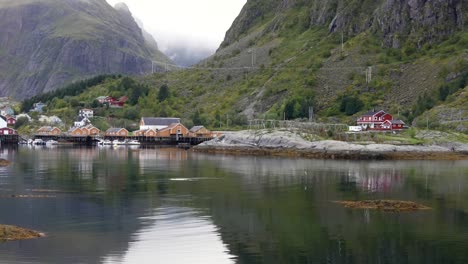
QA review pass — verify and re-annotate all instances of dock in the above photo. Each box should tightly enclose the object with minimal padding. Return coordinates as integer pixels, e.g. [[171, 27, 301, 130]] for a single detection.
[[0, 134, 19, 145], [32, 135, 214, 146]]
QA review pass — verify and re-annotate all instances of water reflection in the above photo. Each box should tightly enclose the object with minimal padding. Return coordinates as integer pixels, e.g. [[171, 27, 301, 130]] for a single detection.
[[0, 147, 466, 263], [103, 207, 234, 264]]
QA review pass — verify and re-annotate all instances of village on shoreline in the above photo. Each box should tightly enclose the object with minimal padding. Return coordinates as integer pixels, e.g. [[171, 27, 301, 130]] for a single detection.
[[0, 98, 465, 160]]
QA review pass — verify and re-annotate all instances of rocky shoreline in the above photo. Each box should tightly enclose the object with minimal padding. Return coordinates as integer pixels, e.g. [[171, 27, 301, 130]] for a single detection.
[[194, 130, 468, 160]]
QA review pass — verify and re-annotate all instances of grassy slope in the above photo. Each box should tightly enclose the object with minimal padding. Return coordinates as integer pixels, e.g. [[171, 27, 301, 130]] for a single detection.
[[27, 3, 468, 132]]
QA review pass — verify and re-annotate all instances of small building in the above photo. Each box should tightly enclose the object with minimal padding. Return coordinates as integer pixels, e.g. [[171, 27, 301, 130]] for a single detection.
[[37, 126, 62, 135], [106, 128, 129, 137], [140, 117, 181, 131], [382, 119, 406, 130], [5, 116, 16, 126], [74, 116, 91, 128], [189, 126, 211, 137], [31, 102, 47, 113], [133, 128, 158, 137], [0, 106, 14, 117], [69, 127, 85, 136], [157, 123, 189, 139], [82, 125, 100, 136], [109, 96, 128, 108], [79, 109, 94, 118], [96, 96, 111, 104], [0, 127, 17, 135]]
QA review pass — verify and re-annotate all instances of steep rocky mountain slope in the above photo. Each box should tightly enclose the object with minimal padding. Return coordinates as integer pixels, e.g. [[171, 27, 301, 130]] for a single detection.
[[26, 0, 468, 131], [0, 0, 171, 99]]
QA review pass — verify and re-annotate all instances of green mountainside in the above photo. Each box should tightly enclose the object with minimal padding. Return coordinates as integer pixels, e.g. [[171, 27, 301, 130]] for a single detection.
[[0, 0, 172, 99], [21, 0, 468, 133]]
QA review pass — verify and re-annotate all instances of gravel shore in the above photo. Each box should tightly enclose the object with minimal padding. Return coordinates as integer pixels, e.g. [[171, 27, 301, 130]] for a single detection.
[[194, 130, 468, 160]]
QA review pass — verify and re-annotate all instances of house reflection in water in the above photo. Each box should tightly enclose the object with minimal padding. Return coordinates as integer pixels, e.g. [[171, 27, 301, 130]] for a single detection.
[[347, 166, 403, 193]]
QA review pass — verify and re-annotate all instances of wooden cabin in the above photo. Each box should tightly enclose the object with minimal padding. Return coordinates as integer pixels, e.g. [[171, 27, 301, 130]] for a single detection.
[[37, 126, 62, 136], [69, 127, 85, 136], [189, 126, 211, 137], [82, 125, 100, 136], [157, 123, 189, 138], [134, 128, 158, 137], [106, 128, 129, 137]]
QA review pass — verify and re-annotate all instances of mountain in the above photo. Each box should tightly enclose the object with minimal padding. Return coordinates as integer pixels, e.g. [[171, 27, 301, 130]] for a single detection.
[[0, 0, 172, 99], [24, 0, 468, 131]]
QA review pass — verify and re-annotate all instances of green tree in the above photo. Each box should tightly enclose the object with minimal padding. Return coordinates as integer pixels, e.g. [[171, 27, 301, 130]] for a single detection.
[[91, 99, 101, 108], [124, 107, 140, 120], [14, 117, 29, 129], [158, 84, 170, 102], [339, 96, 364, 116]]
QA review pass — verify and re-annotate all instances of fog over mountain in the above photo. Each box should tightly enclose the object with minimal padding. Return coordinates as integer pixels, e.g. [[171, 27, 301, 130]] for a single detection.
[[106, 0, 247, 66]]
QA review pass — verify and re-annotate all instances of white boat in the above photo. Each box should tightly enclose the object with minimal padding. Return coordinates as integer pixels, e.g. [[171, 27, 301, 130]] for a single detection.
[[112, 139, 140, 146], [113, 140, 123, 146], [32, 139, 46, 145], [45, 140, 58, 146], [97, 139, 112, 146], [126, 140, 140, 145]]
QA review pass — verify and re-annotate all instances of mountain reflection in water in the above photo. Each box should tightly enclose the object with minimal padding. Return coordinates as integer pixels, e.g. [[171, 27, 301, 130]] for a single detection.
[[0, 147, 466, 264]]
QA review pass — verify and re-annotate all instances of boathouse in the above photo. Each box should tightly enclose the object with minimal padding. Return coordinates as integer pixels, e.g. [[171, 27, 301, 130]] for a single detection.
[[106, 128, 129, 137], [189, 126, 212, 137], [140, 117, 181, 131], [37, 126, 62, 136]]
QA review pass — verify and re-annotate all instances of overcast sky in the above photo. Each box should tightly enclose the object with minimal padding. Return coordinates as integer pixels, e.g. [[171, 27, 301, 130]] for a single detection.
[[105, 0, 246, 65]]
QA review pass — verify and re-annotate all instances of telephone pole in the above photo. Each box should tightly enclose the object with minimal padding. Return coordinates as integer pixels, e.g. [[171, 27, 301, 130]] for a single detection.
[[248, 48, 256, 68], [341, 32, 344, 55], [365, 66, 373, 84]]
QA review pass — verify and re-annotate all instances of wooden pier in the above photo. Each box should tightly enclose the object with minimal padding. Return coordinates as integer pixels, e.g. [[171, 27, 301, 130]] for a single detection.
[[0, 134, 19, 145], [33, 134, 214, 146]]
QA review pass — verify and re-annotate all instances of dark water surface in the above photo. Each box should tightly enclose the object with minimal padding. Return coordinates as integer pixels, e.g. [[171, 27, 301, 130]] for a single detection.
[[0, 146, 467, 264]]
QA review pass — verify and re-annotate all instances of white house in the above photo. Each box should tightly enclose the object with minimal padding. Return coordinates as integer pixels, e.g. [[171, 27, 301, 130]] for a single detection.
[[139, 117, 180, 131], [79, 109, 94, 118], [39, 115, 63, 125], [0, 116, 7, 128], [74, 116, 90, 128]]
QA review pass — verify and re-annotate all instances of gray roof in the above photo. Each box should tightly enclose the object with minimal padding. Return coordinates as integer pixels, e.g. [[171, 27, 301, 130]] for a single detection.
[[362, 110, 384, 116], [106, 128, 126, 133], [390, 119, 405, 125], [142, 117, 180, 126], [189, 126, 204, 133]]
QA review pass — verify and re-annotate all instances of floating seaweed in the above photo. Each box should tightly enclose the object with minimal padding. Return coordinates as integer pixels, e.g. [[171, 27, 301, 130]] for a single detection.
[[0, 225, 45, 242], [0, 159, 11, 167], [334, 200, 431, 212]]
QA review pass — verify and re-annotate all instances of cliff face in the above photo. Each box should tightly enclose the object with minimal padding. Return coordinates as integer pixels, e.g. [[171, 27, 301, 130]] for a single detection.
[[0, 0, 172, 99], [221, 0, 465, 48]]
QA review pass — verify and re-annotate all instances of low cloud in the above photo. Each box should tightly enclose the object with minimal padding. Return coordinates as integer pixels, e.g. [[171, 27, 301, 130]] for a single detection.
[[105, 0, 246, 66]]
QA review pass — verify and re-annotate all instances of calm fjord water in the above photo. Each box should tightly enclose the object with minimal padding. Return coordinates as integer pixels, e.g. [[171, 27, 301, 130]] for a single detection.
[[0, 147, 467, 264]]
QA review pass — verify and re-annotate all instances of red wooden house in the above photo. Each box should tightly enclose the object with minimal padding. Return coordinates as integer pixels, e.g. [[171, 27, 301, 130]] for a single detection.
[[0, 127, 17, 135], [357, 110, 406, 131], [5, 116, 16, 126], [109, 96, 128, 108]]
